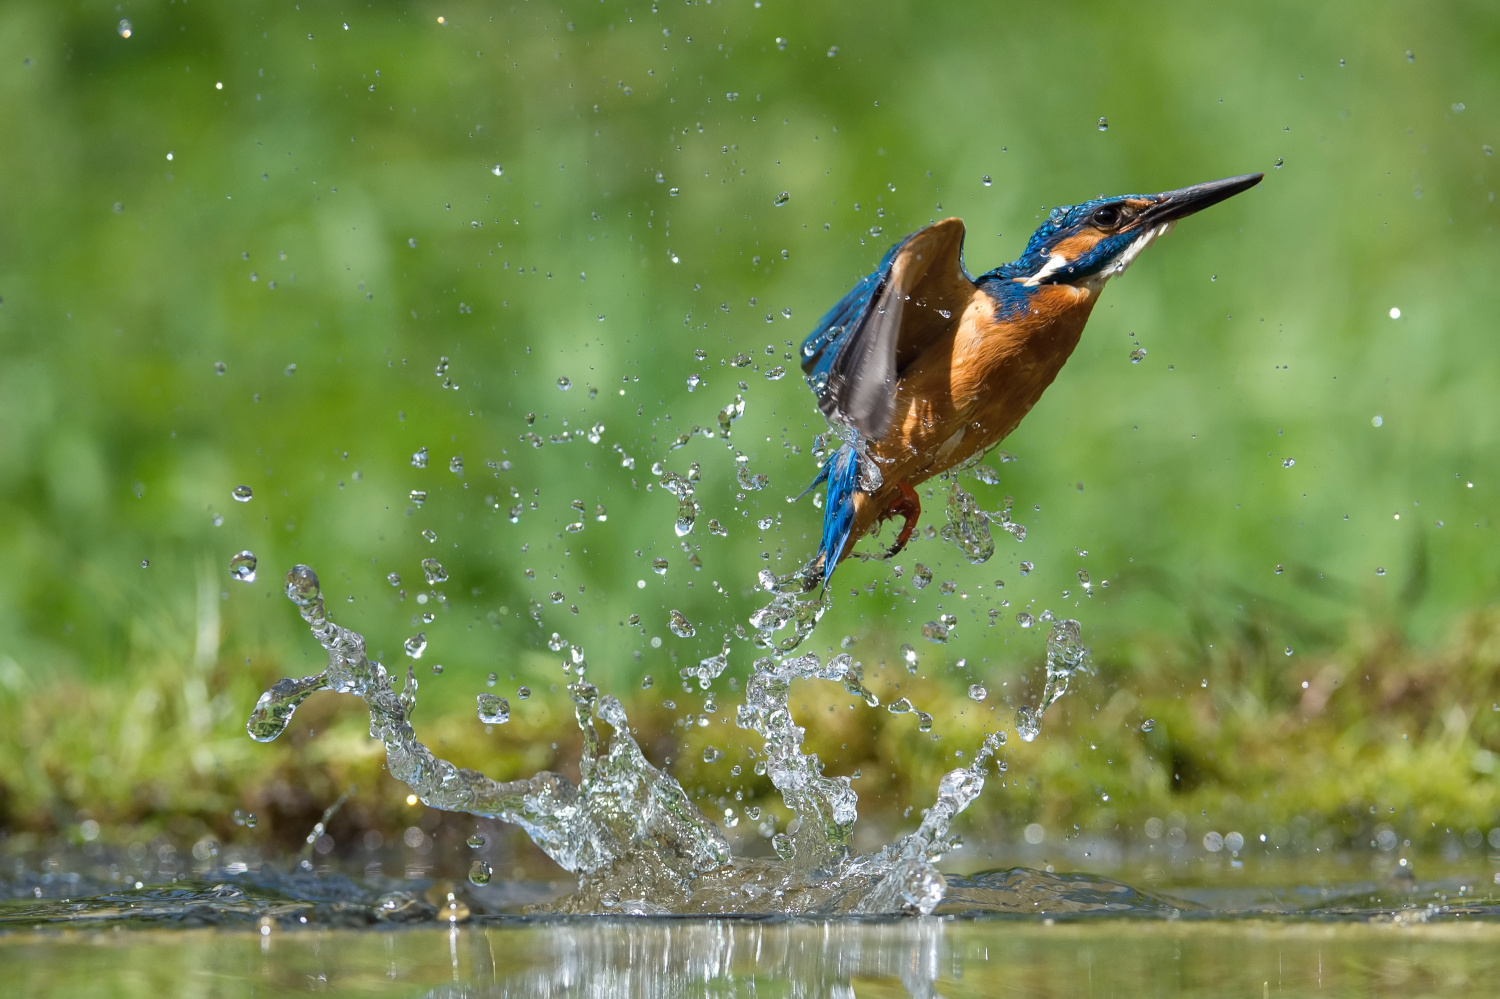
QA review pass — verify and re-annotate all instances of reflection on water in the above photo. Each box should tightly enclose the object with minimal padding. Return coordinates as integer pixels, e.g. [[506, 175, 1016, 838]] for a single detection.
[[6, 911, 1500, 998]]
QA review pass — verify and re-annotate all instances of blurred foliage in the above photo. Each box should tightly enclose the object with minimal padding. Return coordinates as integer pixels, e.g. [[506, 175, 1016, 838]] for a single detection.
[[0, 0, 1498, 860]]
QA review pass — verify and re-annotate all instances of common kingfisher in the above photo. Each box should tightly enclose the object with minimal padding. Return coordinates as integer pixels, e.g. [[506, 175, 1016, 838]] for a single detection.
[[799, 173, 1263, 587]]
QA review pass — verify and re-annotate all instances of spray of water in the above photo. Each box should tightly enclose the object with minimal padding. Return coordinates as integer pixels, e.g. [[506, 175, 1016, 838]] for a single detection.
[[248, 564, 1080, 914]]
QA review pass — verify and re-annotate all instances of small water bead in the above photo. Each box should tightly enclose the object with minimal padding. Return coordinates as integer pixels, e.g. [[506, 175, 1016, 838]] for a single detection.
[[1019, 561, 1034, 575], [411, 447, 428, 469], [773, 191, 790, 207], [421, 558, 448, 584], [668, 609, 696, 638], [1284, 646, 1294, 657], [915, 711, 933, 732], [1141, 718, 1155, 733], [477, 693, 511, 724], [548, 633, 568, 651], [449, 456, 463, 475], [651, 558, 669, 576], [1129, 348, 1147, 363], [702, 745, 723, 763], [229, 551, 257, 582], [1097, 116, 1109, 131], [232, 485, 253, 502], [888, 697, 914, 714], [912, 563, 933, 589], [1274, 157, 1284, 168], [1015, 705, 1040, 741], [641, 674, 654, 689], [486, 672, 498, 686], [557, 377, 572, 390], [213, 361, 226, 375], [968, 684, 988, 702], [1282, 458, 1295, 468], [404, 633, 427, 658], [409, 490, 427, 507], [431, 664, 444, 675], [421, 529, 437, 543], [468, 860, 492, 886], [1016, 612, 1035, 628], [118, 18, 133, 38], [921, 621, 949, 643], [900, 644, 918, 671], [1375, 566, 1386, 576], [517, 686, 531, 699], [981, 175, 992, 187], [765, 365, 786, 381]]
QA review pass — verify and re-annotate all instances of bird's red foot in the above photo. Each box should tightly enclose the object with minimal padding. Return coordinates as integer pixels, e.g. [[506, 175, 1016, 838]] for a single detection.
[[882, 480, 921, 558]]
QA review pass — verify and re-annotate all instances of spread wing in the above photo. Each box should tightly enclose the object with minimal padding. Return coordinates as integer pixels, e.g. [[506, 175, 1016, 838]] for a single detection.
[[799, 218, 975, 441]]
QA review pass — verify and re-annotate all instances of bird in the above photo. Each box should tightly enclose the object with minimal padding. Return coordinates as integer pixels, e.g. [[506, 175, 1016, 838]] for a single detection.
[[797, 173, 1262, 589]]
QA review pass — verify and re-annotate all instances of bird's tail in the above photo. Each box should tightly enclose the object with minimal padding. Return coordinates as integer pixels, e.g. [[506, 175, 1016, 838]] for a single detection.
[[812, 444, 862, 590]]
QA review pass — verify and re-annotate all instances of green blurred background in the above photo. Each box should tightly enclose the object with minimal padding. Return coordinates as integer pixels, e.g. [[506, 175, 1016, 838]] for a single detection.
[[1, 0, 1498, 871]]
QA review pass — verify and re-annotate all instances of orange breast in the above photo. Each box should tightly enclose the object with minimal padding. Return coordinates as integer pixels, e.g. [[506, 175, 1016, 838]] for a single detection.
[[840, 283, 1098, 555]]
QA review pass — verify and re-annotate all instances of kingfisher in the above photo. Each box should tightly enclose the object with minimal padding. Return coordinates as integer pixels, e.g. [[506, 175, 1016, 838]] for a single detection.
[[799, 173, 1262, 588]]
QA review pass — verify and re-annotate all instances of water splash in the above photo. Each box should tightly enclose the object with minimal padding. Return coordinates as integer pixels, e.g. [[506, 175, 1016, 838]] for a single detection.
[[1012, 619, 1091, 743], [246, 564, 1053, 915]]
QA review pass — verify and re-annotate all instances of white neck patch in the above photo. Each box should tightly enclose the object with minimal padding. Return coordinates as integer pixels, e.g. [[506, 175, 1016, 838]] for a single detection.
[[1081, 221, 1176, 291]]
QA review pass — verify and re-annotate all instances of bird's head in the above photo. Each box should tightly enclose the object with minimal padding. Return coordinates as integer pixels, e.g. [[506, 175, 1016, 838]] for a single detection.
[[1001, 173, 1262, 290]]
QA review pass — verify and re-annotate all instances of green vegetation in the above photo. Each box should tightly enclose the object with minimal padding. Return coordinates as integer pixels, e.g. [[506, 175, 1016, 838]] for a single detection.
[[1, 1, 1497, 863]]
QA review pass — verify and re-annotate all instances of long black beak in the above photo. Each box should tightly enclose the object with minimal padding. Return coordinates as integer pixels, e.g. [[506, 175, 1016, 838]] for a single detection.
[[1143, 173, 1262, 225]]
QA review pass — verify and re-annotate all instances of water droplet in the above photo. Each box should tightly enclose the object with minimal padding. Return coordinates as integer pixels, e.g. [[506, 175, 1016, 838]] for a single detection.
[[981, 175, 992, 187], [968, 684, 988, 702], [557, 377, 572, 390], [421, 529, 437, 543], [1452, 102, 1466, 114], [772, 832, 797, 860], [231, 485, 253, 503], [651, 558, 669, 576], [1129, 347, 1147, 363], [765, 365, 786, 381], [912, 563, 933, 589], [409, 489, 427, 507], [421, 558, 447, 584], [921, 621, 949, 643], [517, 686, 531, 699], [1283, 458, 1295, 468], [825, 45, 838, 58], [1097, 116, 1109, 131], [775, 36, 787, 50], [466, 834, 486, 849], [1274, 157, 1284, 168], [900, 644, 918, 671], [669, 609, 696, 638], [1274, 564, 1284, 575], [1017, 612, 1034, 629], [1015, 705, 1040, 741], [449, 456, 464, 475], [702, 745, 723, 763], [1019, 561, 1034, 576], [477, 693, 511, 724], [213, 361, 226, 375], [404, 632, 427, 659], [434, 356, 450, 376], [229, 551, 257, 582], [1284, 646, 1294, 657], [411, 447, 429, 468], [1140, 718, 1155, 733], [1372, 415, 1383, 427], [888, 697, 914, 714], [1406, 49, 1415, 62], [685, 374, 701, 392], [1375, 566, 1386, 576], [118, 18, 133, 38], [468, 860, 492, 886], [641, 674, 654, 689], [1389, 307, 1401, 319], [773, 191, 790, 207]]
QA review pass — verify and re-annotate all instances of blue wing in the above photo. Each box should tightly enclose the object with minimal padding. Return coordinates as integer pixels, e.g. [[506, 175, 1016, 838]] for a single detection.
[[798, 219, 974, 441]]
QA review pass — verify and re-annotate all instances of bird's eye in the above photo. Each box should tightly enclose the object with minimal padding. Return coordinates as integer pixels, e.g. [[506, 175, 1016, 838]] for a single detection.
[[1091, 206, 1121, 228]]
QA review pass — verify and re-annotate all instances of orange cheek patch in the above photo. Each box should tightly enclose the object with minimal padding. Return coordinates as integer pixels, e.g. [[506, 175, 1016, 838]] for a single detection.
[[1050, 231, 1104, 261]]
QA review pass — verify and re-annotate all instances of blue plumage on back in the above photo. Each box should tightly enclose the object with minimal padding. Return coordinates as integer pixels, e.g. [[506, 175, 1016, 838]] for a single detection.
[[815, 444, 861, 590]]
